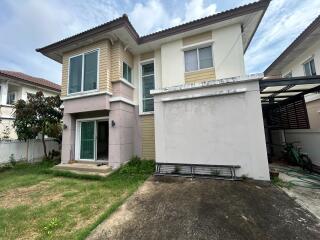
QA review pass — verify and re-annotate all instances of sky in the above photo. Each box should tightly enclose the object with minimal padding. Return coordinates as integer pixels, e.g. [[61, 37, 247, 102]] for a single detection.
[[0, 0, 319, 85]]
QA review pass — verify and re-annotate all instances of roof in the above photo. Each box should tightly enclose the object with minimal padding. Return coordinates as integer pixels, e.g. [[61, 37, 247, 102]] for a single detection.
[[0, 70, 61, 92], [37, 0, 270, 55], [265, 14, 320, 76], [260, 75, 320, 104]]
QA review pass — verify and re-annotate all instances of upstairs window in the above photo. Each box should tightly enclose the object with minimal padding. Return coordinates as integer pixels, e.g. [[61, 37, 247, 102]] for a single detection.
[[7, 92, 16, 105], [141, 62, 154, 113], [69, 50, 98, 94], [303, 58, 316, 76], [184, 46, 213, 72], [123, 62, 132, 83]]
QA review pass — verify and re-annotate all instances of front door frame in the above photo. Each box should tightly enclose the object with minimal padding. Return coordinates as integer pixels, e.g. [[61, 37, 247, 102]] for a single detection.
[[75, 117, 109, 161]]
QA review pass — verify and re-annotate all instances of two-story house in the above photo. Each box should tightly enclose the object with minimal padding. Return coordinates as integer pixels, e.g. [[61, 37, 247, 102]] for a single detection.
[[37, 0, 271, 180], [0, 70, 61, 139], [265, 15, 320, 129]]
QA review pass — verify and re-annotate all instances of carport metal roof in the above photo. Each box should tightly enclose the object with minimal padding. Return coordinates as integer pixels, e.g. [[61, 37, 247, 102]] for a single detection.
[[259, 75, 320, 129], [260, 75, 320, 104]]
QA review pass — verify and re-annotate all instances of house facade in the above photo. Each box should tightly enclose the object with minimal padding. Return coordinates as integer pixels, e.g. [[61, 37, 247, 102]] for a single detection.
[[37, 0, 271, 180], [264, 15, 320, 129], [0, 70, 61, 139]]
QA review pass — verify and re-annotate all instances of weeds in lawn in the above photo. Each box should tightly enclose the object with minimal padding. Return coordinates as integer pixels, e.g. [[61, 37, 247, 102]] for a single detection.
[[119, 156, 155, 175], [271, 177, 293, 189], [0, 156, 155, 240], [42, 217, 60, 236]]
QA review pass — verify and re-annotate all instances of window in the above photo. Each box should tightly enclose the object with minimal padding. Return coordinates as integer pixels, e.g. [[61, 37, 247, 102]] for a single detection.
[[68, 50, 98, 94], [7, 92, 16, 105], [303, 58, 316, 76], [184, 46, 213, 72], [123, 62, 132, 83], [141, 62, 155, 112]]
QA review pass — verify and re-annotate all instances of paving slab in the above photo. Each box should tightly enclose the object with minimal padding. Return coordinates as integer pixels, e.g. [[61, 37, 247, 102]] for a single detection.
[[87, 176, 320, 240]]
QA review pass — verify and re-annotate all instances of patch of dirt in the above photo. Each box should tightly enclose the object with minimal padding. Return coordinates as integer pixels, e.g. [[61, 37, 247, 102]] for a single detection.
[[0, 180, 63, 209]]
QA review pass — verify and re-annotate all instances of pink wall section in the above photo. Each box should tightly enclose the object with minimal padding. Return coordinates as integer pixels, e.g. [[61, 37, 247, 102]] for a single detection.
[[63, 94, 111, 114], [112, 81, 134, 100], [60, 81, 142, 168]]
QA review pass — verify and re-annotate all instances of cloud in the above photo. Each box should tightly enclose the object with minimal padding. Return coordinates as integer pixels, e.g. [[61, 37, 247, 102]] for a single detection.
[[129, 0, 168, 35], [2, 0, 318, 84], [129, 0, 217, 35], [0, 0, 121, 84], [245, 0, 320, 74]]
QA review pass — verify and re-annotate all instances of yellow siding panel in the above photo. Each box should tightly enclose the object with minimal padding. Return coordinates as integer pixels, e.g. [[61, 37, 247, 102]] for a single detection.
[[111, 41, 121, 82], [61, 40, 111, 97], [185, 68, 216, 84], [140, 115, 155, 160], [183, 31, 212, 46], [140, 51, 154, 61]]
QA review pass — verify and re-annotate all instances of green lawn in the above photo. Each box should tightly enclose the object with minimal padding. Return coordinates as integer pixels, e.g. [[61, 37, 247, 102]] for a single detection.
[[0, 159, 154, 240]]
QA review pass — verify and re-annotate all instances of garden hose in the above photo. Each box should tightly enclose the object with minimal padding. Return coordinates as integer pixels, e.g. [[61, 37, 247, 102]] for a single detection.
[[271, 165, 320, 189]]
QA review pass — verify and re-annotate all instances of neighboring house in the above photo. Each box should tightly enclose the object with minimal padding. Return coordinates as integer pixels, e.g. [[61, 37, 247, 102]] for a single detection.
[[264, 15, 320, 129], [0, 70, 61, 139], [37, 0, 271, 180]]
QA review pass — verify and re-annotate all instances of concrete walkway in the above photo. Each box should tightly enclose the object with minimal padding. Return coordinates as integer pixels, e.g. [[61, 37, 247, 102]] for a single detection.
[[87, 176, 320, 240], [271, 164, 320, 219]]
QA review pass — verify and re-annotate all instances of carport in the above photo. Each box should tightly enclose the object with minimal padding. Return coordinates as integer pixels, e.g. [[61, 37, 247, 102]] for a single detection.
[[259, 75, 320, 160]]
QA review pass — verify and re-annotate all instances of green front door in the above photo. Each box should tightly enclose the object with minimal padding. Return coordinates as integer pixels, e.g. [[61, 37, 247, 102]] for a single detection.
[[80, 121, 95, 160]]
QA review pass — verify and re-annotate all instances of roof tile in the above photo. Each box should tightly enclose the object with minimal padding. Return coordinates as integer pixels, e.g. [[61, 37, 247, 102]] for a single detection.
[[0, 70, 61, 92]]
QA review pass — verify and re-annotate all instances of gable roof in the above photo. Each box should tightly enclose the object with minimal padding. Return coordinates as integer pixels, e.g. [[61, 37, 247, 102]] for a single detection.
[[265, 14, 320, 76], [37, 0, 270, 61], [0, 70, 61, 92]]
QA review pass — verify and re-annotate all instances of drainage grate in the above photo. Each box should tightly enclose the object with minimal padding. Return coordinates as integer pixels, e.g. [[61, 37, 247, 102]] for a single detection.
[[155, 163, 240, 180]]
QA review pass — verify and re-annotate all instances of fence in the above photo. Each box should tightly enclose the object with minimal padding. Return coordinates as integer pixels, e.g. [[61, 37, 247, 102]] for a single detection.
[[271, 129, 320, 167], [0, 138, 60, 164]]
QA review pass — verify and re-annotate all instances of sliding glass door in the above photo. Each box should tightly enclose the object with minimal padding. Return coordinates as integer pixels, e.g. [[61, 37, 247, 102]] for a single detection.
[[80, 121, 95, 160], [78, 120, 108, 161]]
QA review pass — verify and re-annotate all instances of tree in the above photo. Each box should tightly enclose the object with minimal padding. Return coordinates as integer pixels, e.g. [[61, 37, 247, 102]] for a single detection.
[[14, 91, 62, 158]]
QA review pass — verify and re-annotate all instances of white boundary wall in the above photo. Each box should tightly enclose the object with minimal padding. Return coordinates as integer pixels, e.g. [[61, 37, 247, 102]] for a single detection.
[[0, 139, 60, 164], [271, 129, 320, 167], [152, 77, 270, 180]]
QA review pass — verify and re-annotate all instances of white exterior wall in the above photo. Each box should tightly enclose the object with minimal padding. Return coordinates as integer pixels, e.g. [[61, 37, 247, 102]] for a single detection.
[[0, 81, 59, 140], [212, 24, 245, 79], [0, 139, 60, 164], [271, 129, 320, 167], [161, 40, 185, 87], [20, 85, 57, 100], [281, 39, 320, 77], [160, 24, 246, 88], [153, 79, 270, 180]]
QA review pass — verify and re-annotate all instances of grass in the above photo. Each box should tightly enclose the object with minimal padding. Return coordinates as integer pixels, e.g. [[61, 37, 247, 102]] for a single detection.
[[271, 176, 293, 189], [0, 158, 155, 240]]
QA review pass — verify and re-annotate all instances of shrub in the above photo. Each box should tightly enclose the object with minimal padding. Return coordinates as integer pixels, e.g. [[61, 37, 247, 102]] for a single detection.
[[119, 156, 155, 175]]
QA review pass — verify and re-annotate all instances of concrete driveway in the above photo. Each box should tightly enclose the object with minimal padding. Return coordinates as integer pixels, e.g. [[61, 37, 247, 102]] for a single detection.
[[88, 176, 320, 240]]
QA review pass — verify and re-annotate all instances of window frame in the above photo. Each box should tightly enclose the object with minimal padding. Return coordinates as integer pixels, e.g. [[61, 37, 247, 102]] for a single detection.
[[7, 91, 16, 105], [122, 61, 132, 83], [303, 58, 316, 77], [139, 58, 155, 115], [67, 49, 100, 95], [184, 44, 214, 73]]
